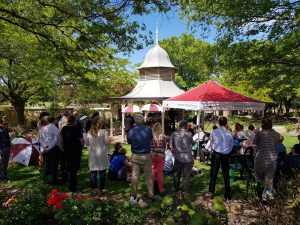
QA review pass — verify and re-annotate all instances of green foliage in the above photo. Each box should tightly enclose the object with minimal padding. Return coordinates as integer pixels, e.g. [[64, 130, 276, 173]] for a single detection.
[[178, 0, 299, 41], [0, 188, 49, 225], [47, 102, 63, 116], [160, 34, 216, 89]]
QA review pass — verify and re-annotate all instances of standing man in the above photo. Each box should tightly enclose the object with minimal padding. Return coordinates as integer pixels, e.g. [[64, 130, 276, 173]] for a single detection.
[[209, 116, 234, 200], [0, 118, 10, 183], [127, 114, 153, 205], [170, 120, 193, 193], [40, 116, 60, 185], [60, 115, 84, 192]]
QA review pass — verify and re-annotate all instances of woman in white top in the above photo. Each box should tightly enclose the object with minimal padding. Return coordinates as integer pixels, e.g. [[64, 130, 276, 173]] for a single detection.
[[86, 116, 111, 194], [192, 126, 206, 142]]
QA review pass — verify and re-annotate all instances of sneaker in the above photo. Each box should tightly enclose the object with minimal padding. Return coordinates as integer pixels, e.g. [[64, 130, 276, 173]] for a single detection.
[[129, 196, 137, 205], [266, 191, 274, 200], [262, 191, 267, 202], [138, 199, 148, 208]]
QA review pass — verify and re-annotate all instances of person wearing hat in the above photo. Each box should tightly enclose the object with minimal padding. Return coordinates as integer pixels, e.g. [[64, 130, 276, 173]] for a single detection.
[[127, 114, 153, 205]]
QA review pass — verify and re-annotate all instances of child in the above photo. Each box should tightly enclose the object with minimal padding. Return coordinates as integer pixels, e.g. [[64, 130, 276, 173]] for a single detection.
[[277, 135, 287, 163], [108, 148, 132, 181], [109, 142, 122, 162]]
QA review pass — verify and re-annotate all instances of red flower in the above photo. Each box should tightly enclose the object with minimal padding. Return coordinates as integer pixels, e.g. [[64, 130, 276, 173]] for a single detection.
[[61, 193, 69, 199], [50, 189, 58, 196], [75, 195, 84, 201], [47, 197, 56, 206], [55, 201, 62, 209]]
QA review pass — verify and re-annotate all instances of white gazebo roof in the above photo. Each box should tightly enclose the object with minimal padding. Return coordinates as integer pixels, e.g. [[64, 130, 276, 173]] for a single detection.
[[120, 80, 184, 100], [138, 44, 175, 69]]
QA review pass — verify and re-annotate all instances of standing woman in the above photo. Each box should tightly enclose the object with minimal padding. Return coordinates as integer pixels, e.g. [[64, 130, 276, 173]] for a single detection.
[[253, 118, 280, 202], [86, 116, 111, 195], [151, 122, 168, 195]]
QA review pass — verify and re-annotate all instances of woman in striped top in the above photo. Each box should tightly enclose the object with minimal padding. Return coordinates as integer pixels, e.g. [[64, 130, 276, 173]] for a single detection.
[[253, 118, 280, 202]]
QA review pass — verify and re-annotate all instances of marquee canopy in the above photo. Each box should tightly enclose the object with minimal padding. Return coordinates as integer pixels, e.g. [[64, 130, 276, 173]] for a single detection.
[[163, 80, 265, 111]]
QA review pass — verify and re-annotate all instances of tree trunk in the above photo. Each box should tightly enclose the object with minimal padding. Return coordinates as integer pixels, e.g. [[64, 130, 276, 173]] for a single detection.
[[11, 97, 26, 125]]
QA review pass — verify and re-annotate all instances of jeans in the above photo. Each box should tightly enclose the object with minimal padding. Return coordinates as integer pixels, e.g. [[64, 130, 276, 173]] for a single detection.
[[209, 151, 231, 199], [152, 155, 165, 193], [90, 170, 106, 190], [131, 153, 153, 198], [173, 159, 193, 193], [0, 147, 10, 181]]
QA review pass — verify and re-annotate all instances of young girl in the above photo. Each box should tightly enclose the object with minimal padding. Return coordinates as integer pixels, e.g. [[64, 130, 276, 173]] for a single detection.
[[86, 116, 111, 195]]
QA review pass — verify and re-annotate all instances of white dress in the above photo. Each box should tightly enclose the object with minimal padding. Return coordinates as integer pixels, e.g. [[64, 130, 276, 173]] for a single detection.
[[87, 129, 110, 171]]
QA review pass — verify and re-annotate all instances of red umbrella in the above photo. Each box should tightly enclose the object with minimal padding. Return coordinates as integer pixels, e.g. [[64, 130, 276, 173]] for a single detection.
[[141, 103, 163, 112], [10, 137, 40, 166], [122, 105, 141, 113]]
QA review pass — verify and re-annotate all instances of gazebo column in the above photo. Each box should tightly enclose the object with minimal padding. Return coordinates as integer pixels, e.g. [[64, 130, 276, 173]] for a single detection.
[[110, 103, 113, 137], [121, 102, 126, 142]]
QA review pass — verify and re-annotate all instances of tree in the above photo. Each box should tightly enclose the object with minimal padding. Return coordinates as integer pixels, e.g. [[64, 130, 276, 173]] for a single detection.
[[177, 0, 300, 114], [160, 34, 217, 89], [0, 24, 61, 124], [0, 0, 171, 66], [178, 0, 299, 41], [0, 1, 172, 124]]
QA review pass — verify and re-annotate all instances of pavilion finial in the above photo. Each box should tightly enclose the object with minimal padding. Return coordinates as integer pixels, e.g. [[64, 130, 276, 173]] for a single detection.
[[156, 23, 158, 45]]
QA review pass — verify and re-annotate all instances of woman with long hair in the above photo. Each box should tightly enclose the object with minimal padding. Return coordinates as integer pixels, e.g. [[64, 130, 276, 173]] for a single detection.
[[86, 116, 111, 195], [151, 122, 168, 195]]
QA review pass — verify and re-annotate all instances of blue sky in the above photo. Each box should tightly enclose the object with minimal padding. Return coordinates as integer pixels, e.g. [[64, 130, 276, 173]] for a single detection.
[[124, 9, 217, 68]]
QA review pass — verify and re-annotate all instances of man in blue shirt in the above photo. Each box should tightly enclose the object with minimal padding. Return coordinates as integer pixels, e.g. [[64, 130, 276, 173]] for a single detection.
[[127, 114, 153, 204], [209, 116, 234, 200]]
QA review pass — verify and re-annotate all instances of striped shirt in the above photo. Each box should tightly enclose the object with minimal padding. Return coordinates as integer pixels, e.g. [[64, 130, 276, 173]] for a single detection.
[[254, 129, 279, 164], [151, 134, 168, 154]]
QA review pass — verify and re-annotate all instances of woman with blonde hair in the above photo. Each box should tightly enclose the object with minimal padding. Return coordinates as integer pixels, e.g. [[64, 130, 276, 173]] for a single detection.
[[151, 122, 168, 195], [86, 116, 111, 195]]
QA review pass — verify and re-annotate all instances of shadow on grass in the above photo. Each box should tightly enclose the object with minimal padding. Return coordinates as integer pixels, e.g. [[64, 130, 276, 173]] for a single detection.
[[5, 146, 253, 201]]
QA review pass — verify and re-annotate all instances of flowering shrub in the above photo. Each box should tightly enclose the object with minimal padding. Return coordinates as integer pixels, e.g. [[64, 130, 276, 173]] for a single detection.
[[47, 188, 69, 209]]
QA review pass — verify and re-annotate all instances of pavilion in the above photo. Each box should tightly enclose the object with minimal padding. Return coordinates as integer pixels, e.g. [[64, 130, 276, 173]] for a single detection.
[[118, 28, 184, 141]]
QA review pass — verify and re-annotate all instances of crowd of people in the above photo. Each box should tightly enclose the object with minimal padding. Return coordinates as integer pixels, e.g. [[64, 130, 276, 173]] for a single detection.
[[1, 110, 300, 206]]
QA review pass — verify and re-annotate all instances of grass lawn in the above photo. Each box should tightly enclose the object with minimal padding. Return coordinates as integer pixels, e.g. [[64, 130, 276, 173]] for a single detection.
[[6, 126, 299, 196], [2, 126, 299, 224]]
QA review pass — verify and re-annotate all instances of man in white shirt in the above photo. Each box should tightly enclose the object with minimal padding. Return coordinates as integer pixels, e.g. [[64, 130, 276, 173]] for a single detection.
[[40, 116, 60, 185], [209, 116, 234, 200]]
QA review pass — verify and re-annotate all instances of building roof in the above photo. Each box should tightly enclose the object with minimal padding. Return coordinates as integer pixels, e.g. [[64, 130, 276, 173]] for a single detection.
[[138, 44, 175, 69], [163, 80, 265, 111], [119, 80, 185, 100]]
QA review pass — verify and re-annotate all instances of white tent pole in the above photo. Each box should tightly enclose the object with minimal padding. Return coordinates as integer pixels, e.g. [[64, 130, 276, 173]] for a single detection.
[[162, 110, 165, 134], [201, 111, 205, 131], [196, 110, 201, 126]]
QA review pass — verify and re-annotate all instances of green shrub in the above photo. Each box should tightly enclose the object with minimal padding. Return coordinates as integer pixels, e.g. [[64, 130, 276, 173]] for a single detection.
[[0, 189, 48, 225]]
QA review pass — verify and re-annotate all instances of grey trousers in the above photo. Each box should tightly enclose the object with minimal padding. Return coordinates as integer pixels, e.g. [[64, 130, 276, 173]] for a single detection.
[[255, 160, 277, 193], [173, 159, 193, 193]]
